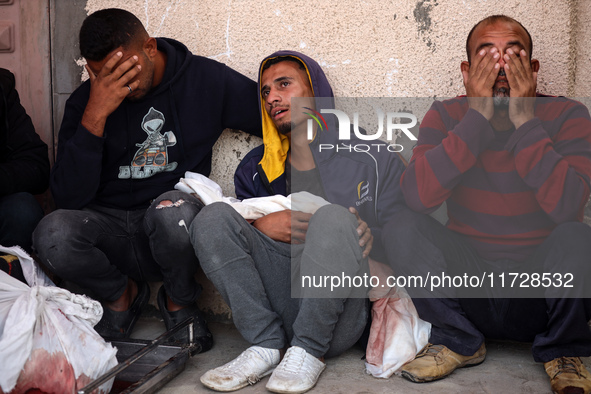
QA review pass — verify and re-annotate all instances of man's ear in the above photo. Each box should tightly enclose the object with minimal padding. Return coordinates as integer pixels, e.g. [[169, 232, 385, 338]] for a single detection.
[[461, 60, 470, 74], [143, 37, 158, 59], [531, 58, 540, 72]]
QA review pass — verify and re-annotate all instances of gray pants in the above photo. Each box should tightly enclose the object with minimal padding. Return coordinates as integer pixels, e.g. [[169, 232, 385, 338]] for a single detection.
[[191, 202, 369, 358]]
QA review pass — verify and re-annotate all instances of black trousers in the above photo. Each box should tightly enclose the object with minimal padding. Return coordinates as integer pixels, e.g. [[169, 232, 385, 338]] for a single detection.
[[33, 190, 204, 306], [383, 209, 591, 363]]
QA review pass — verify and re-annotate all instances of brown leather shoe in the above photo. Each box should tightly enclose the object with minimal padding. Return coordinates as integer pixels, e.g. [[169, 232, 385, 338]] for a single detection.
[[400, 343, 486, 383], [545, 357, 591, 394]]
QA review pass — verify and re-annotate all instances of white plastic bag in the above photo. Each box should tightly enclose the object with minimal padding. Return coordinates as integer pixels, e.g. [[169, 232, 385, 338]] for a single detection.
[[364, 287, 431, 378], [0, 245, 118, 394], [364, 259, 431, 378]]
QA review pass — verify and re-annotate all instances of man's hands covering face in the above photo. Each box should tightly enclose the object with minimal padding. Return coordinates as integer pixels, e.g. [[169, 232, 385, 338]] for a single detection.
[[504, 48, 538, 129], [462, 47, 500, 120], [462, 47, 538, 129]]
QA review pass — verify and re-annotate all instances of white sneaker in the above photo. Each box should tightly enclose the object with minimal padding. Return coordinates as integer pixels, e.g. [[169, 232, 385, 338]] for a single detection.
[[266, 346, 326, 394], [200, 346, 280, 391]]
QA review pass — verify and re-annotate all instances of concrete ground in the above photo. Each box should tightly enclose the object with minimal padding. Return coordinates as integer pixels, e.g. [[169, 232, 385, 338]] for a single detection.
[[128, 312, 591, 394]]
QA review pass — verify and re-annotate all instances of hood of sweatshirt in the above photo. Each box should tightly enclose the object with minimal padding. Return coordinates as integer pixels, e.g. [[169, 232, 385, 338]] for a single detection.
[[257, 50, 335, 186]]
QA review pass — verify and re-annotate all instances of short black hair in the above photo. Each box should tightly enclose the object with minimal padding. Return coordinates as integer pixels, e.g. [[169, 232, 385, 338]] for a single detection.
[[466, 15, 533, 62], [262, 56, 306, 73], [79, 8, 147, 61]]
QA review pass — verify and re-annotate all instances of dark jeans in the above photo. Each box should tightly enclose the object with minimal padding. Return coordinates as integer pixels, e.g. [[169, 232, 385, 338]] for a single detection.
[[383, 208, 591, 363], [191, 202, 369, 359], [0, 192, 44, 252], [32, 190, 204, 305]]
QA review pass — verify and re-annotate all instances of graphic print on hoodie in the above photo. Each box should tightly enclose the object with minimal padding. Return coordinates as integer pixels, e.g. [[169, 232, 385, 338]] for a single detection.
[[118, 107, 178, 179]]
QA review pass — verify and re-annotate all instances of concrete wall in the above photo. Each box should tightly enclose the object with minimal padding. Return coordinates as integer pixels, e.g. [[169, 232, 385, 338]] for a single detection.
[[574, 0, 591, 97]]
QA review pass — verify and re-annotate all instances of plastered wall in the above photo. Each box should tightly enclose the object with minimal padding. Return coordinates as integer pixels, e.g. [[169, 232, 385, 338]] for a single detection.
[[82, 0, 590, 197], [574, 1, 591, 97]]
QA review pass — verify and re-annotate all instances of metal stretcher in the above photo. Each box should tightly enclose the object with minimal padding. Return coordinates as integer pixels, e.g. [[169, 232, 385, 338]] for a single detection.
[[78, 317, 198, 394]]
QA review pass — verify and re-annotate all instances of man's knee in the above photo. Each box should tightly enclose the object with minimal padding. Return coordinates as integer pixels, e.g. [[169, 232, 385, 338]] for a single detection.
[[190, 202, 242, 247], [153, 190, 192, 209], [384, 207, 425, 235], [308, 204, 356, 235], [190, 202, 246, 272], [381, 209, 424, 249], [381, 209, 438, 273], [0, 192, 43, 223], [146, 190, 204, 229], [303, 205, 365, 277], [549, 222, 591, 251], [33, 210, 80, 273], [34, 210, 74, 245], [544, 222, 591, 276]]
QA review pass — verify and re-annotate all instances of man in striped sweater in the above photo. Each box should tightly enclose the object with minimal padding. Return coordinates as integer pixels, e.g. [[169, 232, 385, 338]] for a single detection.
[[385, 15, 591, 394]]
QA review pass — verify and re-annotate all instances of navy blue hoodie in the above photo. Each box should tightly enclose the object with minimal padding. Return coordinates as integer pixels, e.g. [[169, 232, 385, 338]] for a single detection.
[[234, 50, 406, 262], [52, 38, 261, 210]]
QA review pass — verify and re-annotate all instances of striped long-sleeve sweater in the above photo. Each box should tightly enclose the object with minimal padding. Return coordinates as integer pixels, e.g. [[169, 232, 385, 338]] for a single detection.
[[401, 95, 591, 262]]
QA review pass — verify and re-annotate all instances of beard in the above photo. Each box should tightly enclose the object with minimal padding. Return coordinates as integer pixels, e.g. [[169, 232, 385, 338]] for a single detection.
[[128, 55, 154, 102], [493, 88, 509, 107], [493, 68, 509, 107], [276, 120, 294, 135]]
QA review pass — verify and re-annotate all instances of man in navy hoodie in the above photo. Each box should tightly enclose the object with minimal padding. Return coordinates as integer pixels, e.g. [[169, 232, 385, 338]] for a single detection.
[[32, 8, 261, 350], [191, 51, 406, 393]]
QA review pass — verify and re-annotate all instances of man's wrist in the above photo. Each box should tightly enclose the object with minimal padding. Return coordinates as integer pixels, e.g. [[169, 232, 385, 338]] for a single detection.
[[81, 110, 107, 137], [467, 97, 494, 120]]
